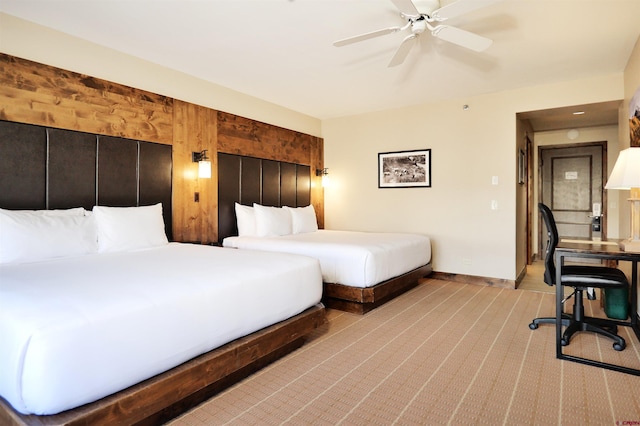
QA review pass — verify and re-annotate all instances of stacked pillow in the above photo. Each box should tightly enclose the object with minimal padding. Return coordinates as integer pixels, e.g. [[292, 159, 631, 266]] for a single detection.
[[0, 203, 168, 264], [0, 207, 97, 264], [235, 203, 318, 237], [93, 204, 168, 253]]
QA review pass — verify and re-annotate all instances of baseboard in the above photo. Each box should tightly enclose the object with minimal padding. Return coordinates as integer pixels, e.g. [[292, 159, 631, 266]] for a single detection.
[[431, 271, 516, 289], [515, 266, 527, 286]]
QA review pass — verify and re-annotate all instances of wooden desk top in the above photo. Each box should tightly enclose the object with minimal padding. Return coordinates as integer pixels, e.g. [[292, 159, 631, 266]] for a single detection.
[[557, 239, 640, 260]]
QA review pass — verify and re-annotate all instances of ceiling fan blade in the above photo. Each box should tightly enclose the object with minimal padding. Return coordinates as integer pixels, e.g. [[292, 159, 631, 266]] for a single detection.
[[390, 0, 420, 17], [431, 25, 493, 52], [334, 26, 402, 47], [432, 0, 502, 21], [388, 34, 417, 67]]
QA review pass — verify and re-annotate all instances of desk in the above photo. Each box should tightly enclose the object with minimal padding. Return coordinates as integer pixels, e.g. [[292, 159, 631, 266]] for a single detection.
[[555, 241, 640, 376]]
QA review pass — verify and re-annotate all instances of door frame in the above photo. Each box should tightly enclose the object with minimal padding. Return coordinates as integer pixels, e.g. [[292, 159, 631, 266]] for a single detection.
[[536, 141, 608, 258]]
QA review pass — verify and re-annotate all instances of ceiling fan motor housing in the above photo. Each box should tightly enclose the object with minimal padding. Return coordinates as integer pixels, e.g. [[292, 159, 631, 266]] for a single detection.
[[411, 17, 428, 34]]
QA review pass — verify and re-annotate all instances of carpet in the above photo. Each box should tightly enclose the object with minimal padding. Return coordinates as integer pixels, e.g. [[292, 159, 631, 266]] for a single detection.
[[169, 278, 640, 425]]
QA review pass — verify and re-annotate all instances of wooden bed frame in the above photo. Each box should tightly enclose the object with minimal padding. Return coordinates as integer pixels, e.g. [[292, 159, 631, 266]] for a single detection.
[[217, 152, 433, 315], [0, 304, 326, 426], [323, 264, 432, 314], [0, 120, 327, 425]]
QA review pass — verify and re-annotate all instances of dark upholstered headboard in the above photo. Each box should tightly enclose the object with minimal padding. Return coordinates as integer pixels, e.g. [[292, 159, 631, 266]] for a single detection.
[[0, 120, 173, 239], [218, 152, 311, 243]]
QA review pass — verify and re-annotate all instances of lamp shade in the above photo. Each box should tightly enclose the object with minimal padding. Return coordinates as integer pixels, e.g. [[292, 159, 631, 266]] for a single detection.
[[605, 147, 640, 190], [198, 160, 212, 179]]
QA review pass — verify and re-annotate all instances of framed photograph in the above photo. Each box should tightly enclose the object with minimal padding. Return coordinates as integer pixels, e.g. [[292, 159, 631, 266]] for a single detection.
[[378, 149, 431, 188], [518, 149, 526, 185]]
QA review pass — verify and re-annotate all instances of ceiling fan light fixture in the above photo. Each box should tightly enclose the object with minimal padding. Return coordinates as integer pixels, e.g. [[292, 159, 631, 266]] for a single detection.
[[411, 18, 428, 34], [334, 0, 499, 66]]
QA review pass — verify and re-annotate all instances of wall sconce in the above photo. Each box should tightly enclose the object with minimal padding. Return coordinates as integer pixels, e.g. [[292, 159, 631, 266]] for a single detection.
[[605, 147, 640, 252], [192, 150, 211, 179], [316, 168, 330, 187]]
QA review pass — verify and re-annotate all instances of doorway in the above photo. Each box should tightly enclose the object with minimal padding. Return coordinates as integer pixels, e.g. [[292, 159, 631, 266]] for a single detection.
[[538, 141, 608, 257]]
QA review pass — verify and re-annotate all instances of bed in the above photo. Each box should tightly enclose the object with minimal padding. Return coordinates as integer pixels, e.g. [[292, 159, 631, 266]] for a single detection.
[[222, 202, 432, 314], [0, 121, 326, 425], [0, 206, 324, 425]]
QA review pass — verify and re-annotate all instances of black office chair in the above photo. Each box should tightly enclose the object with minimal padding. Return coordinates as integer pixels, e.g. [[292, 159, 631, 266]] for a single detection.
[[529, 203, 629, 351]]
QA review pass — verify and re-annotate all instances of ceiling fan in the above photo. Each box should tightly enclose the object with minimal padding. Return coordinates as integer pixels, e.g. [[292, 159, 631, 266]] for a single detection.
[[334, 0, 501, 67]]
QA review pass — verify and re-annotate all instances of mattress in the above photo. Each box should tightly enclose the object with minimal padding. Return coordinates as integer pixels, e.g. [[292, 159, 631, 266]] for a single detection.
[[0, 243, 322, 415], [223, 230, 431, 288]]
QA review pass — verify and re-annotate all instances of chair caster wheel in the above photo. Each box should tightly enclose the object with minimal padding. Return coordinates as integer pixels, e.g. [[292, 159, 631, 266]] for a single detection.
[[613, 342, 626, 351], [529, 322, 538, 330]]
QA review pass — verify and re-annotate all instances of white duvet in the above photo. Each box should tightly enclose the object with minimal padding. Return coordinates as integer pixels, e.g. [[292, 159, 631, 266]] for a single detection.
[[0, 243, 322, 415], [223, 230, 431, 288]]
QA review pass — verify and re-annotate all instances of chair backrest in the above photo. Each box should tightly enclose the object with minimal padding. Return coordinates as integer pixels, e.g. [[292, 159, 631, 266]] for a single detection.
[[538, 203, 559, 286]]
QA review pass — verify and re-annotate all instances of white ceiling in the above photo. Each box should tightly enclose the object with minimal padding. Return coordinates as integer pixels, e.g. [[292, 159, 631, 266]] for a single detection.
[[1, 0, 639, 128]]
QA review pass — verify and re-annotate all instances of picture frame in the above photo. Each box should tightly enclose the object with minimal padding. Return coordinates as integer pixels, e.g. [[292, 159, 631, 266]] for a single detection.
[[378, 149, 431, 188], [518, 149, 526, 185]]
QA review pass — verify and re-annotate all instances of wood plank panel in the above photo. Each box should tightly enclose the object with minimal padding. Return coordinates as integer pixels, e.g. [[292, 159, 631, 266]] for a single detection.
[[0, 54, 173, 144], [310, 136, 324, 228], [217, 111, 311, 165], [172, 100, 217, 243]]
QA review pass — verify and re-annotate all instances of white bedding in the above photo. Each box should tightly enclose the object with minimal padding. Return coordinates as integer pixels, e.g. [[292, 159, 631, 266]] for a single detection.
[[0, 243, 322, 415], [223, 230, 431, 288]]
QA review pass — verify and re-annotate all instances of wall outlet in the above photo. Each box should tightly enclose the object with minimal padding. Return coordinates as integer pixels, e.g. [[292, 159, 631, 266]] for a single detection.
[[491, 200, 498, 210]]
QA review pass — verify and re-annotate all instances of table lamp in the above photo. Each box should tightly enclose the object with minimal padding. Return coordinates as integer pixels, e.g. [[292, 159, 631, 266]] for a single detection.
[[605, 147, 640, 252]]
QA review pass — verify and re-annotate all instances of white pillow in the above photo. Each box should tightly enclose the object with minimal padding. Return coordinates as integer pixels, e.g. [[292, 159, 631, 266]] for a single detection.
[[284, 205, 318, 234], [0, 209, 98, 264], [235, 203, 256, 236], [10, 207, 86, 216], [93, 203, 168, 253], [253, 203, 292, 237]]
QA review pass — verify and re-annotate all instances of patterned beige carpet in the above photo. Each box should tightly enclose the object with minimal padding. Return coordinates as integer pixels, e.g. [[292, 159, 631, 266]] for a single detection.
[[169, 278, 640, 425]]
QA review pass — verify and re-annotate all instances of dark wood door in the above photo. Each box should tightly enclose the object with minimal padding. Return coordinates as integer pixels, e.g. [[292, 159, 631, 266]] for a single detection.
[[540, 143, 606, 255]]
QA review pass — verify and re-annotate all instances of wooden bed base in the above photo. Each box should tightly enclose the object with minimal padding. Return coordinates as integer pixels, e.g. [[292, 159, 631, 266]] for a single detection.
[[0, 304, 326, 426], [322, 264, 433, 314]]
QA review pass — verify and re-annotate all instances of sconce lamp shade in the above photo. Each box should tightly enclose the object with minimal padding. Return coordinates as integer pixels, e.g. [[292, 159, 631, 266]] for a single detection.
[[198, 160, 212, 179], [605, 147, 640, 252], [605, 147, 640, 190], [192, 150, 211, 179], [316, 168, 329, 187]]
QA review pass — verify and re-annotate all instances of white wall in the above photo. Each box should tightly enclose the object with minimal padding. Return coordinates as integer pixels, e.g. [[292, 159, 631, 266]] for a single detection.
[[0, 13, 322, 138], [322, 75, 625, 280], [2, 12, 636, 283]]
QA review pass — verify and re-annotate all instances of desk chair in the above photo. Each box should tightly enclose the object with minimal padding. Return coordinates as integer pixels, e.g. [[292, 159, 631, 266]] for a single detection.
[[529, 203, 629, 351]]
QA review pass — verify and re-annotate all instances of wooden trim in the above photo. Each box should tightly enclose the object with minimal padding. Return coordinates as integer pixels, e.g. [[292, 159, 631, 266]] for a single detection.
[[431, 271, 515, 289], [323, 264, 433, 314], [515, 265, 528, 286], [0, 304, 326, 426]]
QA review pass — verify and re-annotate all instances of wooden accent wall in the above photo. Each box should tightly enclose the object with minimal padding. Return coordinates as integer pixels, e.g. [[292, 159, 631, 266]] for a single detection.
[[0, 55, 173, 144], [0, 53, 323, 242], [217, 111, 324, 229], [172, 101, 218, 243]]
